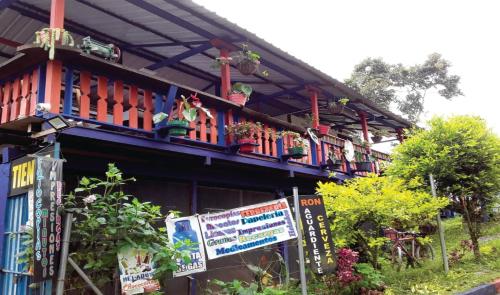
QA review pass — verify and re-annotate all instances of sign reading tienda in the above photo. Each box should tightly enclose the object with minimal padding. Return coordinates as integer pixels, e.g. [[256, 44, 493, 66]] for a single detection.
[[298, 195, 336, 274]]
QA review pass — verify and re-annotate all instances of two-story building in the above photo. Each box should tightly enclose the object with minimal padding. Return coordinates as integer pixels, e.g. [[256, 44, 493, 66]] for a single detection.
[[0, 0, 412, 294]]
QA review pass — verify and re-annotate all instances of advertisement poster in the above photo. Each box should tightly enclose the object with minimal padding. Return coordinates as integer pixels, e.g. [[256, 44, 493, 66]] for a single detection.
[[165, 216, 207, 277], [118, 247, 160, 295], [298, 195, 336, 274], [198, 199, 297, 260], [32, 156, 64, 283]]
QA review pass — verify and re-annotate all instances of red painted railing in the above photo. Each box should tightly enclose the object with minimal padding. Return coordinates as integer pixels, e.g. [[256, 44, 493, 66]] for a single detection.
[[0, 68, 39, 124]]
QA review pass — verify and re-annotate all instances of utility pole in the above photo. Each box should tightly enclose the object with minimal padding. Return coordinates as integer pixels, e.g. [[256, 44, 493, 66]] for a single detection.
[[429, 174, 449, 274], [293, 187, 308, 295]]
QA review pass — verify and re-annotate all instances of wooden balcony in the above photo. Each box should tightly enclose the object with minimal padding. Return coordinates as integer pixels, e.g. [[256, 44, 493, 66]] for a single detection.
[[0, 45, 390, 178]]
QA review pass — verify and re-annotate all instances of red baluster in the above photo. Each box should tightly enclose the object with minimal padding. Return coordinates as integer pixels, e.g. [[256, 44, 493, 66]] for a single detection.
[[113, 80, 124, 125], [19, 73, 30, 118], [29, 69, 39, 116], [96, 76, 108, 122], [1, 83, 11, 123], [226, 109, 234, 144], [199, 111, 207, 142], [263, 124, 270, 155], [10, 78, 20, 121], [143, 90, 153, 131], [129, 85, 138, 128], [209, 108, 217, 144], [79, 71, 91, 119], [271, 127, 277, 157], [255, 121, 263, 154]]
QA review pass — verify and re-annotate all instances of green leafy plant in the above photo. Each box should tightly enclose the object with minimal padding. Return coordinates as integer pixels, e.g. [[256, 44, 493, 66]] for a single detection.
[[277, 130, 310, 149], [64, 163, 191, 290], [34, 28, 74, 60], [231, 83, 253, 101], [226, 121, 262, 140]]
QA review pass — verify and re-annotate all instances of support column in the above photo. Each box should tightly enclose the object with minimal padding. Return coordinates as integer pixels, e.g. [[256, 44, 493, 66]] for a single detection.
[[219, 48, 231, 99], [396, 128, 404, 143], [44, 0, 65, 114], [358, 111, 371, 154], [308, 88, 319, 129]]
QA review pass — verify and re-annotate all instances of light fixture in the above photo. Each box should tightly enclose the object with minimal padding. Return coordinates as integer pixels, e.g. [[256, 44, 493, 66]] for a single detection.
[[47, 115, 72, 131]]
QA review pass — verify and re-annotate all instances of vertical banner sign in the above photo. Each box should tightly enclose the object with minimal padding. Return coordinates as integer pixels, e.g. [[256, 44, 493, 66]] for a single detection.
[[198, 199, 297, 260], [298, 195, 336, 274], [33, 156, 63, 283], [165, 216, 207, 277]]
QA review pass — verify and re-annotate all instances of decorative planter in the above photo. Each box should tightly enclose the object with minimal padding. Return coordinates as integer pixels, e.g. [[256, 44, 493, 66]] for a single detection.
[[228, 93, 247, 106], [317, 124, 330, 137], [287, 146, 306, 159], [329, 104, 344, 114], [166, 119, 189, 136], [327, 159, 343, 170], [238, 138, 257, 153], [355, 161, 372, 172], [371, 135, 383, 143], [237, 60, 259, 75]]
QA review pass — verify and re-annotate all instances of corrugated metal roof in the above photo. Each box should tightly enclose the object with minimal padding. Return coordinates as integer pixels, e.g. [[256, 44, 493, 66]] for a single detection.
[[0, 0, 413, 130]]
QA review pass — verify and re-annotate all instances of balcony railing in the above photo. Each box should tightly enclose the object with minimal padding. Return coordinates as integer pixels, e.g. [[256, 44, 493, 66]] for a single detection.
[[0, 45, 390, 176]]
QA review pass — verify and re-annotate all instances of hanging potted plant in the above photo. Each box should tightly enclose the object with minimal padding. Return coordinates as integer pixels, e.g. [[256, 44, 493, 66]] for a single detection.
[[234, 43, 261, 75], [226, 121, 262, 153], [155, 93, 212, 138], [371, 129, 389, 144], [279, 131, 309, 159], [228, 82, 253, 106], [328, 97, 349, 114], [354, 150, 372, 172]]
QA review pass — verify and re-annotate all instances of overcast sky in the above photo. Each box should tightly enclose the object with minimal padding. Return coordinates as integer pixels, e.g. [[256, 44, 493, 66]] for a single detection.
[[194, 0, 500, 135]]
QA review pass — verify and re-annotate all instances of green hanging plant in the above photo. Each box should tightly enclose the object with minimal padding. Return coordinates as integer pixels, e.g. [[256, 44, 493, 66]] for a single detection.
[[34, 28, 75, 60]]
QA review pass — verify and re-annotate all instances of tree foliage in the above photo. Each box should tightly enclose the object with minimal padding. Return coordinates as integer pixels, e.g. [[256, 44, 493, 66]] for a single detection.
[[345, 53, 463, 122], [387, 115, 500, 259], [317, 175, 448, 269]]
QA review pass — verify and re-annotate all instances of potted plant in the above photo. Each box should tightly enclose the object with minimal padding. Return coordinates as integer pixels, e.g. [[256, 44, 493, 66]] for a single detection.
[[34, 28, 75, 60], [279, 131, 309, 159], [226, 121, 262, 153], [228, 82, 253, 106], [371, 129, 389, 144], [303, 113, 330, 137], [354, 151, 372, 172], [327, 147, 343, 170], [328, 97, 349, 114], [233, 43, 261, 75], [155, 94, 212, 137]]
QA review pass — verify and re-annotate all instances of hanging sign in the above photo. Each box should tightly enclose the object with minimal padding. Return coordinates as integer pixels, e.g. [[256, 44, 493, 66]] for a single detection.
[[298, 195, 336, 274], [198, 199, 297, 260], [165, 216, 207, 277], [9, 157, 36, 196], [32, 156, 64, 282], [117, 247, 161, 295]]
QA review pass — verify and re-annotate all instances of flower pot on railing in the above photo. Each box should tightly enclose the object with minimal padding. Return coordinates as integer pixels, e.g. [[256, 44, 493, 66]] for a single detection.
[[327, 159, 343, 170], [317, 124, 330, 137], [166, 119, 189, 136], [228, 93, 247, 106], [287, 146, 306, 159], [355, 161, 372, 172], [238, 138, 257, 153]]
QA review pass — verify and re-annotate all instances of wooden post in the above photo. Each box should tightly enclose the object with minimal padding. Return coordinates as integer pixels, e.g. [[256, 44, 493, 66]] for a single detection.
[[44, 0, 65, 114], [358, 111, 371, 154], [396, 128, 404, 143], [308, 88, 319, 128], [219, 48, 231, 99]]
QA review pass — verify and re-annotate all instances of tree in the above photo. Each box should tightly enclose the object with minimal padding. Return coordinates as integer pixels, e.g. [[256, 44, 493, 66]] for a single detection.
[[387, 116, 500, 259], [317, 175, 448, 269], [345, 53, 463, 122]]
